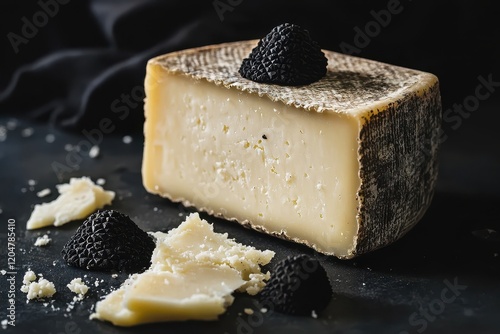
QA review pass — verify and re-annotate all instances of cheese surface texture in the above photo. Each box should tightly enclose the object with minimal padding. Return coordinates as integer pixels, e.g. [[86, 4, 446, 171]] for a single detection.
[[90, 213, 274, 326], [26, 176, 115, 230], [142, 41, 442, 258]]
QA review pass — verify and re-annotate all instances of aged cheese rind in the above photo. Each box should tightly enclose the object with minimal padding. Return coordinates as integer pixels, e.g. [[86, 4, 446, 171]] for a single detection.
[[145, 40, 427, 115], [355, 80, 441, 255], [143, 40, 441, 258]]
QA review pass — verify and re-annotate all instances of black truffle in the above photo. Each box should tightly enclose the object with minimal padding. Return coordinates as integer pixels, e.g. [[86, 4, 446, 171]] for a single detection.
[[259, 254, 332, 316], [61, 209, 155, 272], [239, 23, 328, 86]]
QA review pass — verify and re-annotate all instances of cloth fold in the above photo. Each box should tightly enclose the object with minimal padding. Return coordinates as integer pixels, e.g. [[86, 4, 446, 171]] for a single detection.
[[0, 0, 497, 135], [0, 0, 214, 133]]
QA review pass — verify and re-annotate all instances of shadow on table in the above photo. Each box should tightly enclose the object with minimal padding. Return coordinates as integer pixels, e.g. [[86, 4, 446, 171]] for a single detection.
[[344, 191, 500, 278]]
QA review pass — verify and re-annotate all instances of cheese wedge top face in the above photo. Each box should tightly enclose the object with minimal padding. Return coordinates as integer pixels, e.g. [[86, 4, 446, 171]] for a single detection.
[[142, 40, 442, 259]]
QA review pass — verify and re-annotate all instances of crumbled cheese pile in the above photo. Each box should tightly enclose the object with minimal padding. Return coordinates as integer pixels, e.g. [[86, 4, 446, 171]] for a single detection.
[[20, 270, 56, 300]]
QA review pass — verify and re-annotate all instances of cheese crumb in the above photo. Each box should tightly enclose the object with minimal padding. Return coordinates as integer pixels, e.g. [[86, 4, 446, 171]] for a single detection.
[[1, 319, 7, 329], [45, 134, 55, 143], [34, 234, 52, 247], [36, 188, 51, 198], [244, 308, 254, 315], [89, 145, 100, 158], [311, 310, 318, 319], [21, 270, 56, 300], [22, 270, 37, 285], [122, 135, 133, 144], [67, 278, 89, 298], [0, 127, 5, 142], [26, 176, 115, 230], [6, 119, 17, 130], [21, 127, 34, 137]]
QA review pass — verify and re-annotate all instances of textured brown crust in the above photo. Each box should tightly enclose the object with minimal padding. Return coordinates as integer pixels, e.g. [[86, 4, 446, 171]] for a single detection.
[[146, 41, 442, 258], [148, 40, 429, 115]]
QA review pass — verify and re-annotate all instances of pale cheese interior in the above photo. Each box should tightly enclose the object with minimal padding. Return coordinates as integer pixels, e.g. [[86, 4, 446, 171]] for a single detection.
[[143, 72, 361, 256]]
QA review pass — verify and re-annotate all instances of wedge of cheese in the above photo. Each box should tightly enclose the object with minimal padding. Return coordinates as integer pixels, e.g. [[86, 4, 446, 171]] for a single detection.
[[142, 40, 442, 259]]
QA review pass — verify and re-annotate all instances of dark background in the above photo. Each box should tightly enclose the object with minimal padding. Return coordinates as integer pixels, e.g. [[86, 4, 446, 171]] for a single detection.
[[1, 0, 499, 197], [0, 1, 499, 333]]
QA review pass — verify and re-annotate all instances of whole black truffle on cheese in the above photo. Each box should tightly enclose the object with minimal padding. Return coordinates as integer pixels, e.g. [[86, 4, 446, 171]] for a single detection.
[[239, 23, 328, 86], [259, 254, 332, 316], [61, 209, 155, 272]]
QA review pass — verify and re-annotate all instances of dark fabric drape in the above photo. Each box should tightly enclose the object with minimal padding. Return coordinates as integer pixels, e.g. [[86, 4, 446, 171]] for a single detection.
[[0, 0, 498, 135]]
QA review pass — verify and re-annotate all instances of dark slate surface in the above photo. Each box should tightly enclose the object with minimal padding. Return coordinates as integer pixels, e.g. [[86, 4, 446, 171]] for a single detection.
[[0, 113, 499, 334]]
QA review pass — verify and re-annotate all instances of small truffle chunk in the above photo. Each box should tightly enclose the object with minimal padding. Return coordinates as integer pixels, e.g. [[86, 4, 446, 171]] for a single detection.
[[258, 254, 332, 315]]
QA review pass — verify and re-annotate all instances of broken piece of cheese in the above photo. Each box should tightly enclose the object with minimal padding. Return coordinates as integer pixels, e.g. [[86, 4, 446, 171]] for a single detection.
[[26, 176, 115, 230], [142, 41, 442, 258], [91, 213, 274, 326]]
